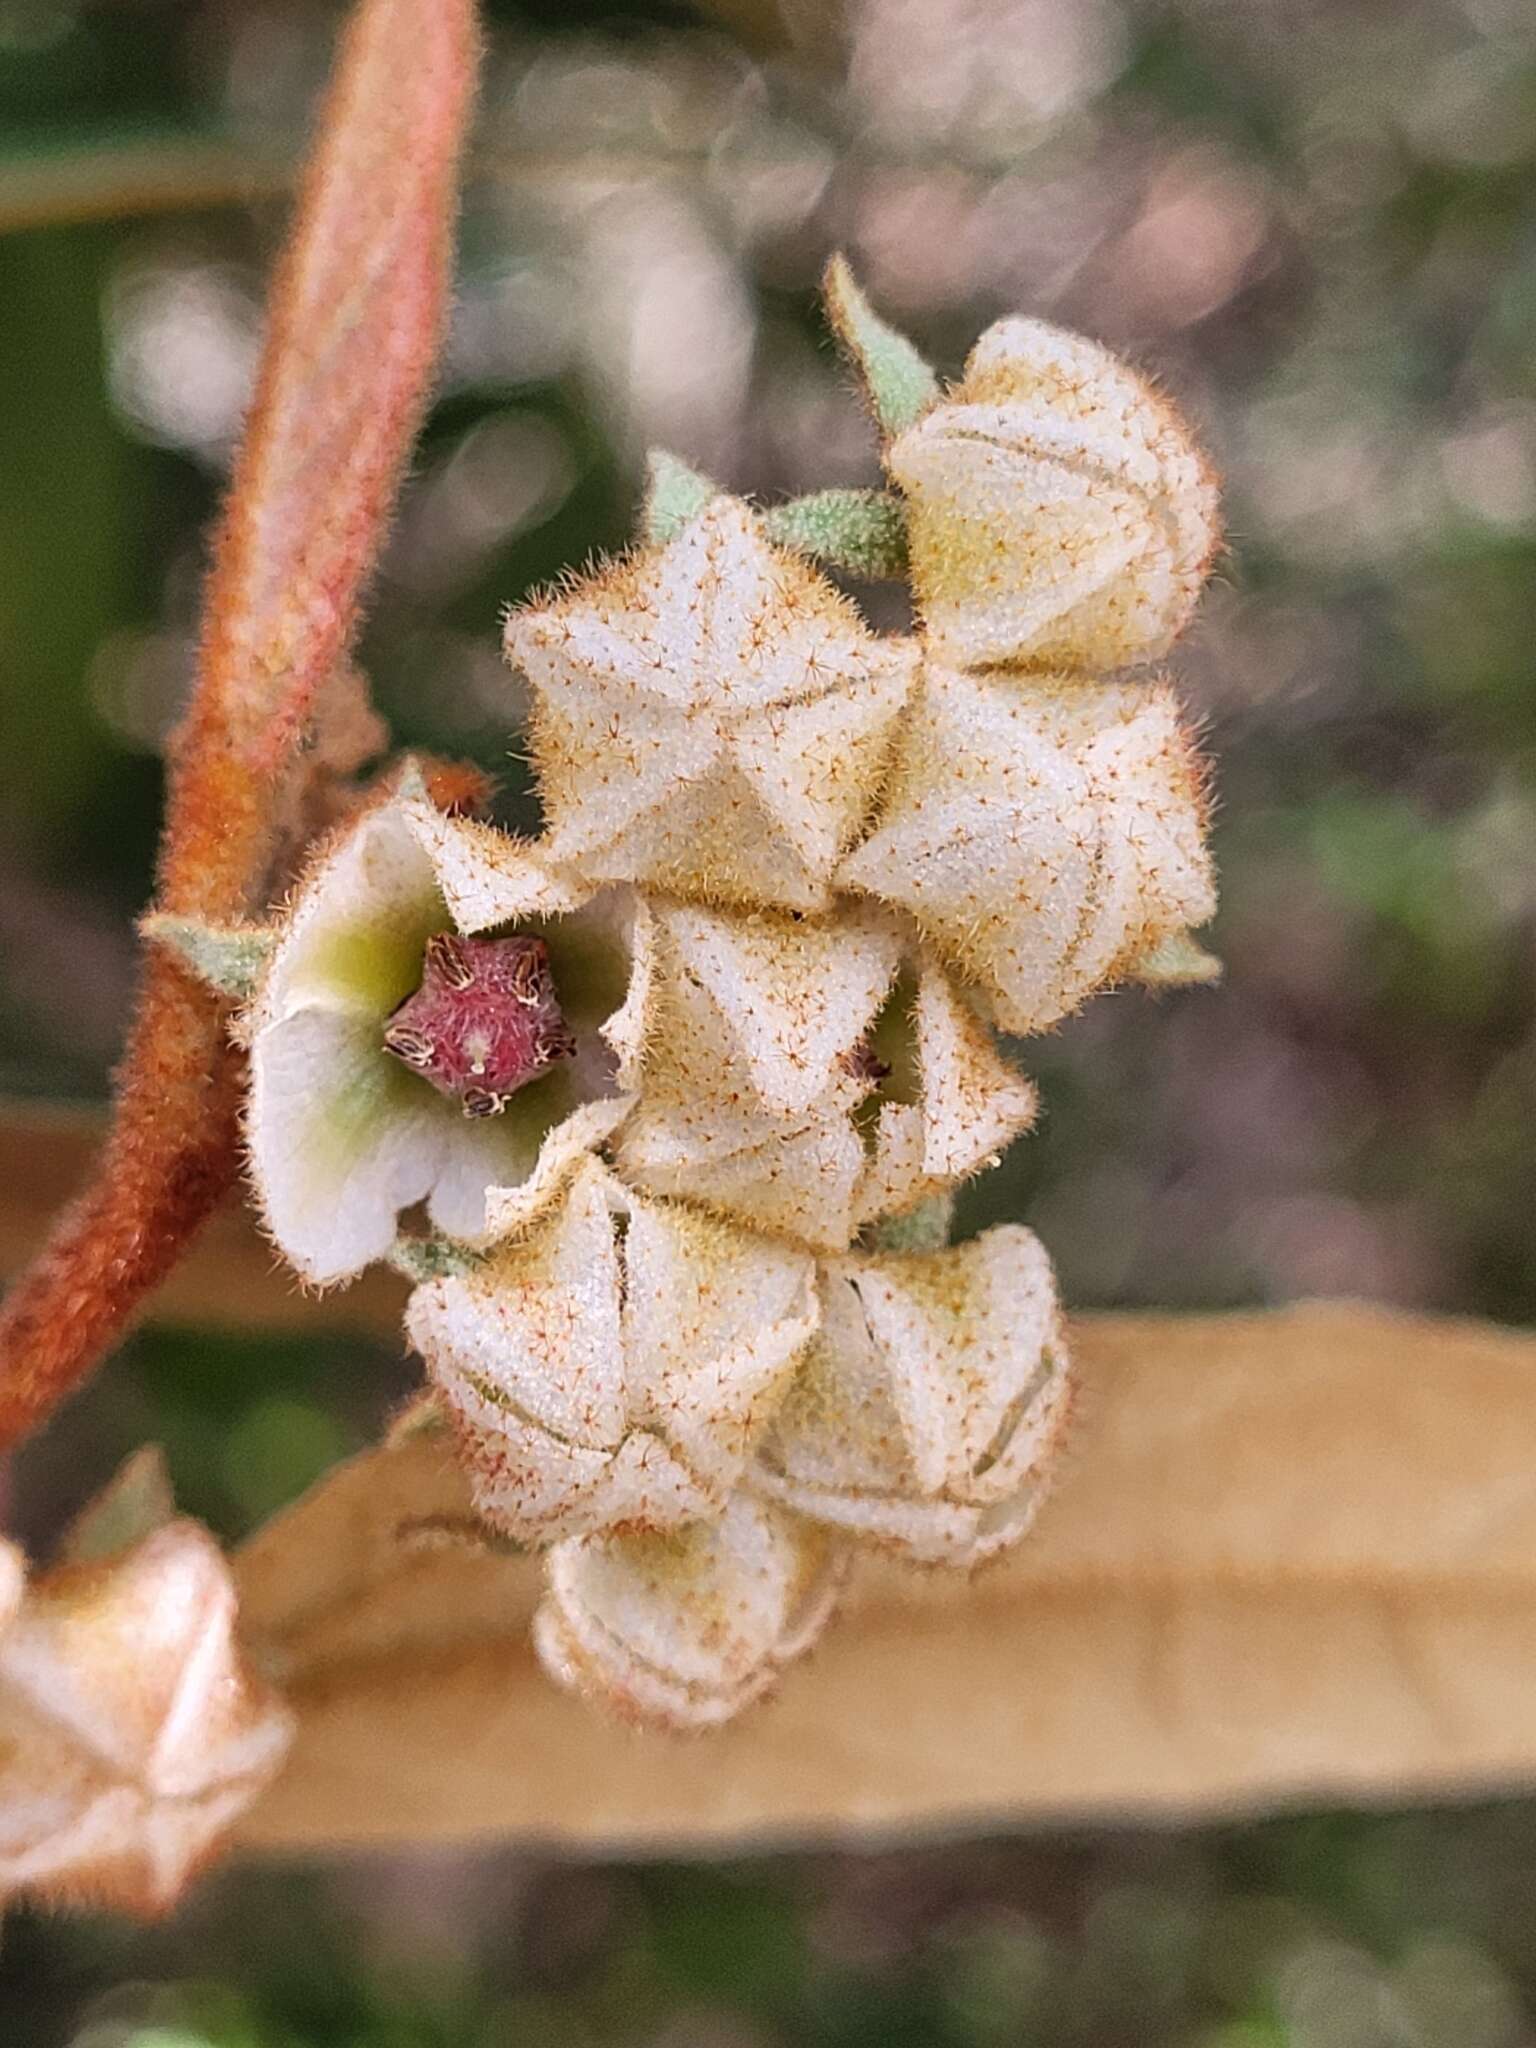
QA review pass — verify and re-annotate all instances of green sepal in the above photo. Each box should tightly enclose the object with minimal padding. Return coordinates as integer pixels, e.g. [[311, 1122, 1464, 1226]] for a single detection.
[[1128, 931, 1223, 988], [642, 448, 718, 544], [763, 489, 909, 579], [865, 1191, 956, 1256], [823, 253, 940, 440], [142, 911, 275, 1001], [60, 1446, 177, 1564], [388, 1233, 482, 1284]]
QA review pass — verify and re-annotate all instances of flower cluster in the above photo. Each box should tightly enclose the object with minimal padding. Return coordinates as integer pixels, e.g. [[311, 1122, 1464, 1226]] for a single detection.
[[155, 264, 1219, 1730], [0, 1468, 292, 1915]]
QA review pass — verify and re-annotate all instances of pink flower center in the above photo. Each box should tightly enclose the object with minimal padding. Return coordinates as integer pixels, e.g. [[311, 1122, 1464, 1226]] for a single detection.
[[382, 932, 576, 1118]]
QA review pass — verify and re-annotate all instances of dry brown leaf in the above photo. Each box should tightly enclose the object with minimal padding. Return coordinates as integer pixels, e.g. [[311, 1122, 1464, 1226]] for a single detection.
[[232, 1302, 1536, 1851]]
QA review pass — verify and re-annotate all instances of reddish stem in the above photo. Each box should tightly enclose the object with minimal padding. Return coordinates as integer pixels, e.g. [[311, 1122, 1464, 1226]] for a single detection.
[[0, 0, 482, 1449]]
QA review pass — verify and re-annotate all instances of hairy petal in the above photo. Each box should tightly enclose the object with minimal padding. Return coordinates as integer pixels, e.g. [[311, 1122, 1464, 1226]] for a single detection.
[[507, 499, 914, 911], [533, 1492, 848, 1730], [840, 665, 1215, 1036], [409, 1161, 818, 1543], [0, 1520, 291, 1916], [889, 316, 1219, 673], [753, 1227, 1071, 1566]]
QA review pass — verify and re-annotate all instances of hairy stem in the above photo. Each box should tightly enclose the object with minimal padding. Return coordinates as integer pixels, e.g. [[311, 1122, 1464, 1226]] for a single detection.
[[0, 0, 481, 1450]]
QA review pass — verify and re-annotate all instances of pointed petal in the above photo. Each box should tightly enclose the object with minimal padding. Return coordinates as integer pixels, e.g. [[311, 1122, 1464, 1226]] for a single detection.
[[755, 1230, 1071, 1565], [621, 1197, 818, 1485], [249, 1006, 448, 1286], [855, 965, 1037, 1229], [409, 1158, 629, 1453], [617, 1105, 867, 1253], [839, 668, 1103, 1034], [401, 798, 588, 932], [891, 424, 1146, 672], [509, 499, 906, 910], [481, 1094, 634, 1244], [728, 645, 914, 874], [661, 904, 901, 1119], [841, 667, 1212, 1036], [532, 686, 724, 866], [888, 316, 1219, 673], [534, 1493, 845, 1729], [0, 1524, 292, 1912]]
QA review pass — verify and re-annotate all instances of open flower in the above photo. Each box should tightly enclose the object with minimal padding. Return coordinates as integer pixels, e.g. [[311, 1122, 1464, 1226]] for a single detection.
[[752, 1226, 1072, 1566], [611, 900, 1037, 1250], [838, 664, 1215, 1036], [246, 767, 649, 1286], [506, 496, 916, 912], [533, 1491, 847, 1729], [0, 1522, 291, 1915], [887, 317, 1219, 674], [406, 1158, 818, 1543]]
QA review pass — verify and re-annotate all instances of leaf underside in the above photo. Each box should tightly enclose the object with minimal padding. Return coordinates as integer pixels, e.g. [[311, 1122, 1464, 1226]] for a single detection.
[[233, 1302, 1536, 1854]]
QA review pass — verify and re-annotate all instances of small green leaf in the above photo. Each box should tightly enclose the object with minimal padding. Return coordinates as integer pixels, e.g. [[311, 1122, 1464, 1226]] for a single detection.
[[866, 1192, 956, 1255], [763, 489, 909, 579], [142, 912, 275, 1000], [61, 1446, 176, 1564], [642, 448, 718, 544], [1129, 931, 1223, 988], [388, 1234, 481, 1284], [823, 254, 940, 440]]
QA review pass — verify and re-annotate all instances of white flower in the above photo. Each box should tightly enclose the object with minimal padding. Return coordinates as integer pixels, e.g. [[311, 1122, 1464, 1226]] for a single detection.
[[406, 1158, 818, 1543], [839, 664, 1215, 1036], [506, 496, 916, 912], [753, 1226, 1072, 1566], [611, 900, 1037, 1250], [533, 1491, 847, 1729], [888, 317, 1219, 673], [0, 1522, 291, 1915], [246, 767, 645, 1287]]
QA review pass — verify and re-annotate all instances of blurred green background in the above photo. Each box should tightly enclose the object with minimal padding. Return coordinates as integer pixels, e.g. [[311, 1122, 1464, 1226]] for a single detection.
[[1, 0, 1534, 2041]]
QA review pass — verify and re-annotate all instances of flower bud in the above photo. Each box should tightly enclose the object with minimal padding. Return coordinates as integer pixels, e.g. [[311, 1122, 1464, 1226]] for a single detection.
[[506, 497, 916, 913], [753, 1226, 1072, 1566], [888, 318, 1219, 673], [533, 1492, 847, 1729], [839, 664, 1215, 1036], [407, 1159, 818, 1543], [0, 1521, 291, 1915], [612, 902, 1037, 1251]]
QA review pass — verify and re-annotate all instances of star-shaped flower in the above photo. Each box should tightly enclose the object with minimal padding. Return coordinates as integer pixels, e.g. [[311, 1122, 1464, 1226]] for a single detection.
[[533, 1491, 847, 1730], [611, 900, 1038, 1250], [246, 765, 649, 1286], [506, 496, 916, 912], [406, 1158, 819, 1544], [839, 664, 1216, 1036], [752, 1225, 1072, 1566], [887, 316, 1219, 674], [0, 1522, 291, 1916]]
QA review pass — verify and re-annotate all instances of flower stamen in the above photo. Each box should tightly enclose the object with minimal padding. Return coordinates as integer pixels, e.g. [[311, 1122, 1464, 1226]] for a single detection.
[[384, 932, 575, 1117]]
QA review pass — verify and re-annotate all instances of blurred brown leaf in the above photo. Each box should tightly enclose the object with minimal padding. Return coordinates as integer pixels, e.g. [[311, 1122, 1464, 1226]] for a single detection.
[[233, 1302, 1536, 1850], [0, 1103, 407, 1338]]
